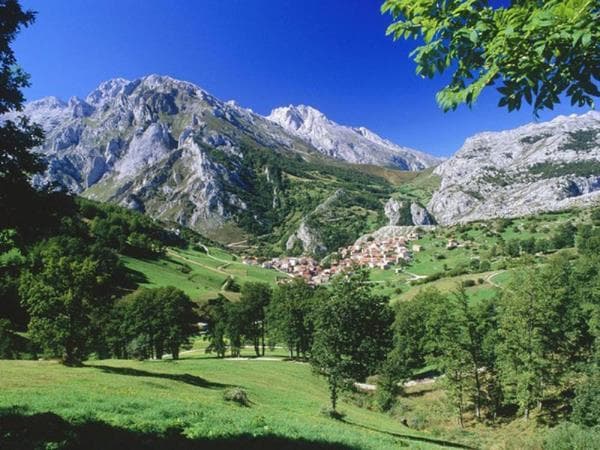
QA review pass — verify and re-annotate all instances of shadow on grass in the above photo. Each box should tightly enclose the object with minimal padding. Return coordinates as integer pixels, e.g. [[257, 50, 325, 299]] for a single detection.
[[125, 266, 150, 285], [342, 418, 475, 450], [86, 364, 232, 390], [0, 410, 359, 450]]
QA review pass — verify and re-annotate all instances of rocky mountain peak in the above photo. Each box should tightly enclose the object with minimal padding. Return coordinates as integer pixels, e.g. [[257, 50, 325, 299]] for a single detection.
[[267, 104, 440, 170]]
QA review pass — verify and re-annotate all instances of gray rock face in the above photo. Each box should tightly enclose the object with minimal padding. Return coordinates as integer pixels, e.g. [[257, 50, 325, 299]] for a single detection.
[[286, 221, 326, 255], [384, 198, 434, 226], [429, 112, 600, 224], [410, 203, 434, 225], [9, 75, 322, 234], [384, 198, 403, 226], [267, 105, 441, 170]]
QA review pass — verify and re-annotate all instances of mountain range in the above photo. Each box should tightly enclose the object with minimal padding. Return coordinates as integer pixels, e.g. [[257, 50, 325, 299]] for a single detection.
[[10, 74, 600, 255]]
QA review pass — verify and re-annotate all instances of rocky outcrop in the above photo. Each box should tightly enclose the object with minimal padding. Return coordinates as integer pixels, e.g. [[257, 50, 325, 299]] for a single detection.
[[410, 203, 434, 225], [355, 225, 436, 245], [384, 198, 403, 226], [385, 198, 434, 226], [268, 105, 440, 170], [286, 221, 326, 255], [429, 112, 600, 224]]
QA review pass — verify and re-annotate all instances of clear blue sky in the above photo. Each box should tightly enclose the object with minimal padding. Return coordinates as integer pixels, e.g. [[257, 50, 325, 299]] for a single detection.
[[15, 0, 594, 157]]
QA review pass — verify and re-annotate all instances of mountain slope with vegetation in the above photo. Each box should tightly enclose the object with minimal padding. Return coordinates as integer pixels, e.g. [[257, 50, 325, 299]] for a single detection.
[[14, 75, 440, 254], [429, 112, 600, 225]]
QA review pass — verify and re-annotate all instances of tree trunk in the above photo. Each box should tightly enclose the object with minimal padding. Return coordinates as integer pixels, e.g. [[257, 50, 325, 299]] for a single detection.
[[330, 377, 338, 412], [172, 345, 179, 360], [155, 343, 163, 360], [254, 337, 260, 357], [473, 365, 482, 420], [261, 323, 265, 356]]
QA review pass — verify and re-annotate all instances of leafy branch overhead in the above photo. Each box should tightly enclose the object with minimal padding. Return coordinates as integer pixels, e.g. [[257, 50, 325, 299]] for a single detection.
[[382, 0, 600, 113]]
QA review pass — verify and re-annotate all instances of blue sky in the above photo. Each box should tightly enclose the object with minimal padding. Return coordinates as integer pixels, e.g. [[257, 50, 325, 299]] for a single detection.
[[15, 0, 594, 156]]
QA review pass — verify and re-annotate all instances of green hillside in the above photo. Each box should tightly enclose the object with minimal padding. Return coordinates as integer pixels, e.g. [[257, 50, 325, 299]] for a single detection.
[[366, 208, 589, 303], [122, 246, 282, 302]]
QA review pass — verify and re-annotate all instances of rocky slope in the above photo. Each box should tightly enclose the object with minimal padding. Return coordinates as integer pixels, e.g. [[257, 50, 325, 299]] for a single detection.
[[429, 112, 600, 225], [12, 75, 321, 234], [268, 105, 440, 170], [12, 75, 438, 254]]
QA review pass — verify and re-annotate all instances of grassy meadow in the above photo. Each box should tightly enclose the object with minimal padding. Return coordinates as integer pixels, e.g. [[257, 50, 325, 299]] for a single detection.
[[0, 348, 468, 450], [122, 246, 282, 302]]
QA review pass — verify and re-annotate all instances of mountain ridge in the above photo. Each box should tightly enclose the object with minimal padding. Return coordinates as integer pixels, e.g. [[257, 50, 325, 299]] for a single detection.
[[429, 110, 600, 224], [267, 104, 440, 170]]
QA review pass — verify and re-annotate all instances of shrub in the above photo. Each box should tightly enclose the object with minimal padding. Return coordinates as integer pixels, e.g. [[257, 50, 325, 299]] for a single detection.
[[407, 410, 430, 430], [479, 260, 491, 271], [223, 387, 250, 407], [544, 422, 600, 450], [572, 376, 600, 427], [462, 279, 476, 288]]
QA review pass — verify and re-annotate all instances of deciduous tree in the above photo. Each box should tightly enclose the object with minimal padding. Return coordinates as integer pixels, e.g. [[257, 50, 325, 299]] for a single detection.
[[311, 268, 394, 412], [382, 0, 600, 113]]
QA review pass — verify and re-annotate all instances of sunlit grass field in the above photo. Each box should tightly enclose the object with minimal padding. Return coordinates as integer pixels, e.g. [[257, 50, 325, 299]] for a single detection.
[[0, 349, 462, 449], [122, 247, 281, 302]]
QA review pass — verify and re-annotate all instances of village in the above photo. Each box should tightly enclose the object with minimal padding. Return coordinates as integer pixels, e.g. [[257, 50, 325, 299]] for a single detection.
[[242, 230, 440, 285]]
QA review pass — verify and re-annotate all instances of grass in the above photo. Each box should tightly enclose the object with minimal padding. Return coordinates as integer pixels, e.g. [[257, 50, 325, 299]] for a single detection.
[[395, 381, 545, 450], [0, 352, 469, 450], [122, 247, 280, 302]]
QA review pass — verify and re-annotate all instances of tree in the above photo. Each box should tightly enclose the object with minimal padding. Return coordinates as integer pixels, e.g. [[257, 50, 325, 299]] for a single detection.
[[496, 256, 582, 418], [155, 286, 197, 360], [267, 278, 315, 359], [19, 237, 123, 365], [0, 1, 46, 233], [311, 268, 394, 413], [447, 286, 499, 421], [382, 0, 600, 113], [0, 318, 15, 358], [239, 282, 272, 356], [199, 294, 229, 358], [225, 301, 245, 357], [552, 222, 576, 249], [114, 287, 197, 360], [504, 239, 521, 258]]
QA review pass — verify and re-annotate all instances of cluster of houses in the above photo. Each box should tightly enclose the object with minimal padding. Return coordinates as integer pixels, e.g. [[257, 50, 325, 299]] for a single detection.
[[243, 256, 322, 283], [242, 230, 427, 285], [337, 235, 420, 271]]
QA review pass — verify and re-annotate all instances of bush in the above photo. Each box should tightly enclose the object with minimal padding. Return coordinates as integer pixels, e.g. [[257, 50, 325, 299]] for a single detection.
[[407, 410, 430, 430], [479, 260, 491, 271], [223, 387, 251, 407], [461, 279, 476, 288], [179, 264, 192, 274], [544, 422, 600, 450], [572, 376, 600, 427]]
